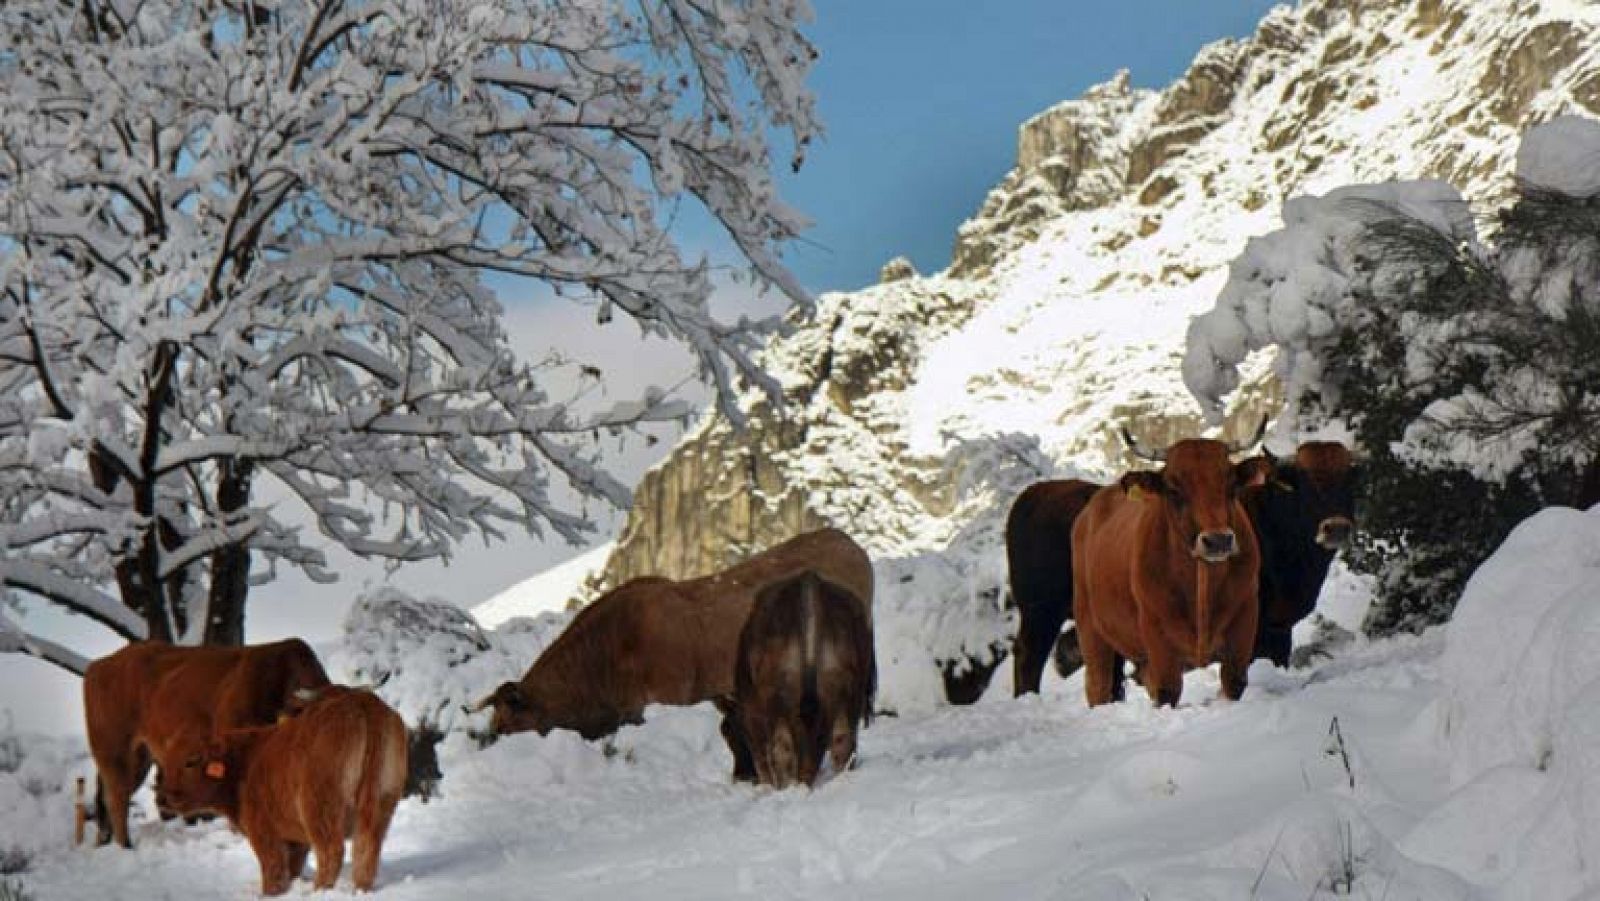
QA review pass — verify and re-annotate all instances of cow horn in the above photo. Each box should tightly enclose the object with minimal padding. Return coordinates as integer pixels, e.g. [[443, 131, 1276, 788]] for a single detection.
[[1120, 426, 1166, 463], [293, 688, 321, 703], [1225, 416, 1269, 456], [463, 694, 496, 715]]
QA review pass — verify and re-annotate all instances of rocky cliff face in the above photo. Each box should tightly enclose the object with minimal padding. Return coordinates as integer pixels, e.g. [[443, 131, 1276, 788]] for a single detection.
[[587, 0, 1600, 707]]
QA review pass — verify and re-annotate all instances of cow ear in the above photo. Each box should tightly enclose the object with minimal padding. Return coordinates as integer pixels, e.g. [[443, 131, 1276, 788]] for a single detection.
[[1120, 471, 1163, 500], [1235, 456, 1273, 489]]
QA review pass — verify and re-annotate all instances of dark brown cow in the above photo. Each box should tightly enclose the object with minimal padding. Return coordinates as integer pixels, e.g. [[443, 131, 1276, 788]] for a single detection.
[[82, 639, 330, 848], [469, 528, 874, 777], [733, 571, 876, 789], [1072, 436, 1262, 707], [1242, 442, 1358, 666], [1006, 479, 1101, 696], [157, 686, 407, 896]]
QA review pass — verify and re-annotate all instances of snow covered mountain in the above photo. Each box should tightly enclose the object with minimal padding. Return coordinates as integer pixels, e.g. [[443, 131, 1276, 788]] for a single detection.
[[568, 0, 1600, 702]]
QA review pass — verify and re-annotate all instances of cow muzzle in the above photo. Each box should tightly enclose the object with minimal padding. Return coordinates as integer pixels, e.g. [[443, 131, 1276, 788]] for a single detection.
[[1193, 529, 1238, 562], [1316, 517, 1355, 550]]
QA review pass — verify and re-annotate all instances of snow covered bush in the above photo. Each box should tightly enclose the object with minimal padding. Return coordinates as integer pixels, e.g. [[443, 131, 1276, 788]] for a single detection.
[[1185, 116, 1600, 635], [0, 726, 85, 878], [328, 585, 574, 797], [873, 432, 1061, 710], [0, 0, 820, 666]]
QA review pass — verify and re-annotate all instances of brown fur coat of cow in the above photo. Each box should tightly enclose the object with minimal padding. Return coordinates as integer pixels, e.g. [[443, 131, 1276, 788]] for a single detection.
[[733, 571, 876, 789], [473, 528, 874, 748], [158, 686, 408, 896], [82, 639, 330, 847], [1071, 440, 1261, 707]]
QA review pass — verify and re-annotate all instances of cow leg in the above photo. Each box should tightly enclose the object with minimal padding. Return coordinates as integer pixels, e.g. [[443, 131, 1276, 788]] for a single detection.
[[1220, 609, 1258, 701], [98, 750, 151, 849], [249, 834, 294, 897], [1140, 644, 1183, 708], [311, 834, 346, 890], [351, 790, 401, 891], [714, 700, 757, 783], [287, 842, 310, 883], [1255, 626, 1293, 669], [1051, 627, 1085, 681], [93, 776, 112, 846], [1012, 601, 1070, 697], [1077, 624, 1121, 707]]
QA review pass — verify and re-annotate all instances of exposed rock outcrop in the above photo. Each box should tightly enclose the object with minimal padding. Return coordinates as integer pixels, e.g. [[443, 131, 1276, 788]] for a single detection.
[[586, 0, 1600, 708]]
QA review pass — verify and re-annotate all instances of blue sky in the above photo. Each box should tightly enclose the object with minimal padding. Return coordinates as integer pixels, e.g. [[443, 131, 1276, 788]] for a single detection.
[[769, 0, 1285, 294], [4, 2, 1287, 734]]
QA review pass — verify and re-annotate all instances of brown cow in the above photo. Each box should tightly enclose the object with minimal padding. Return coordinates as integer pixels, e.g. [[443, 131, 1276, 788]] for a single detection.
[[1006, 479, 1101, 696], [82, 639, 330, 848], [1072, 435, 1262, 707], [733, 571, 876, 789], [157, 686, 408, 896], [468, 528, 874, 778]]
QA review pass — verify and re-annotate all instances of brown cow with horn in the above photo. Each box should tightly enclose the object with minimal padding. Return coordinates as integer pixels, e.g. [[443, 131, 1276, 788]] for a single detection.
[[1071, 425, 1263, 707], [82, 639, 331, 848], [467, 528, 874, 781]]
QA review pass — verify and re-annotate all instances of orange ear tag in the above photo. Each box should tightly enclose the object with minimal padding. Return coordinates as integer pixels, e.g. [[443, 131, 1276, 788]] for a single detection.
[[1127, 484, 1146, 502], [204, 761, 227, 780]]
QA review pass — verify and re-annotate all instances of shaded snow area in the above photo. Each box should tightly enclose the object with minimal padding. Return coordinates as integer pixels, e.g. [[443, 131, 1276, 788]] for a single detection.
[[10, 508, 1600, 899]]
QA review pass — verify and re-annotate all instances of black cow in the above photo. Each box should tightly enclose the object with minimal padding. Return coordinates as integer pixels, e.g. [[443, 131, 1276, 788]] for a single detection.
[[1242, 442, 1359, 667], [1006, 480, 1100, 696]]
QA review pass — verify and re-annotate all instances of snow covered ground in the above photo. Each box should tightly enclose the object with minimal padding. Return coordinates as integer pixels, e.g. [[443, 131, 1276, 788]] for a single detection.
[[10, 505, 1600, 900]]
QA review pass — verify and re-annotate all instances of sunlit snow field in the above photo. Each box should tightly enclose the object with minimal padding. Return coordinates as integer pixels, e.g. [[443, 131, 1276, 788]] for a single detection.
[[16, 505, 1600, 900]]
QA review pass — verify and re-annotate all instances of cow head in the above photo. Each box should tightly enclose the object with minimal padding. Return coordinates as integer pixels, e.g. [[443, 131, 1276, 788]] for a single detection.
[[1121, 429, 1264, 564], [465, 682, 551, 737], [156, 733, 246, 818], [1253, 442, 1359, 551]]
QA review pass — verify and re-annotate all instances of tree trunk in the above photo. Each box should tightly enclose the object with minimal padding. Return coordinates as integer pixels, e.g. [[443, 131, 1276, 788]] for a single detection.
[[205, 459, 255, 646]]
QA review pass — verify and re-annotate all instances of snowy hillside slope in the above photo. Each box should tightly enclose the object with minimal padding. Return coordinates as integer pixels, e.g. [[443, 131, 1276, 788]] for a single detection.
[[471, 542, 613, 630], [16, 505, 1600, 899], [591, 0, 1600, 698]]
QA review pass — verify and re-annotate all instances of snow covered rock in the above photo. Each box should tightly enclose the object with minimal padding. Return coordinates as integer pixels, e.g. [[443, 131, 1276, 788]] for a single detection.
[[1426, 504, 1600, 898]]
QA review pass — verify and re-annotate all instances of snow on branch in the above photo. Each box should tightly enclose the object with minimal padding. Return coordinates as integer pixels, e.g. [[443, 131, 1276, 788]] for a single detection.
[[0, 0, 820, 655], [1183, 179, 1479, 427], [0, 611, 90, 676]]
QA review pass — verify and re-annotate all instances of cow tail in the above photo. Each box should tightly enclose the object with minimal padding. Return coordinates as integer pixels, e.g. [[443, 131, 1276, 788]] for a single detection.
[[351, 704, 407, 889], [799, 574, 821, 729]]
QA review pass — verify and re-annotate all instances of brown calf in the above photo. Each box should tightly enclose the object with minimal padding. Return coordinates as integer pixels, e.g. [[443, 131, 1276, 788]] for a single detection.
[[1072, 437, 1262, 707], [157, 686, 408, 896], [82, 639, 330, 847], [734, 571, 876, 789]]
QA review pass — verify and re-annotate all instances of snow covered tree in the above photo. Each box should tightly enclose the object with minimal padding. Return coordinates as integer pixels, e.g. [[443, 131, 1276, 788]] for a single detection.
[[1185, 116, 1600, 635], [0, 0, 820, 671]]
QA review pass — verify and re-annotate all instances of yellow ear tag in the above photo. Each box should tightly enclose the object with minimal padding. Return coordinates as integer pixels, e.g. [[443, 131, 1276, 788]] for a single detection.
[[204, 761, 227, 780], [1127, 484, 1146, 502]]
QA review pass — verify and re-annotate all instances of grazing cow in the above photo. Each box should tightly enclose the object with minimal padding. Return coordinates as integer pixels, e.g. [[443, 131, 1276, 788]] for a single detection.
[[1006, 479, 1101, 696], [733, 571, 876, 789], [82, 639, 330, 848], [157, 686, 407, 896], [1242, 442, 1359, 667], [1072, 433, 1262, 707], [468, 528, 874, 779]]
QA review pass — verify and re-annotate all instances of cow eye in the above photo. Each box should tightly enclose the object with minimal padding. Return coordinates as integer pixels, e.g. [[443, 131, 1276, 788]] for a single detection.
[[185, 755, 202, 768]]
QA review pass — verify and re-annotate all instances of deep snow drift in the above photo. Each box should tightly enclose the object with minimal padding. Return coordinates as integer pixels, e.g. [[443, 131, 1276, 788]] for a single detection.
[[8, 505, 1600, 900]]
